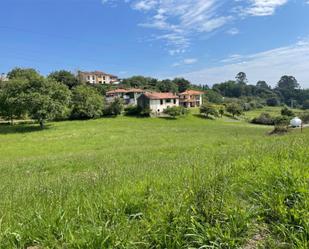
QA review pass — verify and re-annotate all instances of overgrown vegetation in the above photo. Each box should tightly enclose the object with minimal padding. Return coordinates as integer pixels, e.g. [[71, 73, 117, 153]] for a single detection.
[[0, 114, 308, 248]]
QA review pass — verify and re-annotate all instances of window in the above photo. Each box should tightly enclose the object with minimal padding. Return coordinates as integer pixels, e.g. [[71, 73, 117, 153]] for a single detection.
[[160, 100, 163, 105], [87, 76, 90, 80], [166, 99, 171, 103], [173, 99, 176, 104]]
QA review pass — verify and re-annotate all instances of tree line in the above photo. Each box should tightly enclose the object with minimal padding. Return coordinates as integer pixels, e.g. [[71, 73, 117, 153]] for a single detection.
[[0, 68, 308, 128], [0, 68, 198, 127]]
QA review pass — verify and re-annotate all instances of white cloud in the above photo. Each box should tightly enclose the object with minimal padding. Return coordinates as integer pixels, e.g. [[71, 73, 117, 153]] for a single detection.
[[102, 0, 290, 54], [173, 58, 198, 67], [226, 27, 240, 35], [175, 39, 309, 88], [244, 0, 288, 16]]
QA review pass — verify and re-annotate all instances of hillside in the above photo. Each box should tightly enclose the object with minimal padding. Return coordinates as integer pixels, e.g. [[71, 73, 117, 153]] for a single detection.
[[0, 115, 308, 248]]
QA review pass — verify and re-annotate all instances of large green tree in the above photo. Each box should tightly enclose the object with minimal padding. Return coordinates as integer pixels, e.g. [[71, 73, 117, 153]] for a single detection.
[[71, 85, 104, 119], [156, 79, 178, 93], [7, 67, 42, 81], [0, 79, 28, 124], [26, 78, 71, 128], [172, 78, 191, 93], [48, 70, 80, 89], [235, 72, 248, 84]]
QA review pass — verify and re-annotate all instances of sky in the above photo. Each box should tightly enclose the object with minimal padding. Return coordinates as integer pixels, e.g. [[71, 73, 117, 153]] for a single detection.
[[0, 0, 309, 87]]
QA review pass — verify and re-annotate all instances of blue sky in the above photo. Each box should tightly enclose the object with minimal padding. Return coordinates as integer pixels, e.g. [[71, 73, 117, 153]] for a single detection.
[[1, 0, 309, 87]]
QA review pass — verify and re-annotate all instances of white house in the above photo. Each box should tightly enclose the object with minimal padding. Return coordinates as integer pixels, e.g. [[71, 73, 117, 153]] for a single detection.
[[137, 92, 179, 114], [78, 71, 119, 85], [179, 90, 204, 108], [0, 73, 8, 82], [106, 88, 145, 105]]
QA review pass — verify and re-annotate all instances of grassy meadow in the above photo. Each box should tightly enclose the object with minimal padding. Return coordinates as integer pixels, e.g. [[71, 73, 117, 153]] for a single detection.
[[0, 113, 308, 248]]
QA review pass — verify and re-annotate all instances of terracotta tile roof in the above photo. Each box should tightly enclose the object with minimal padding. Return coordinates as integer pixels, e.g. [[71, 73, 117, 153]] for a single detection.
[[179, 90, 205, 95], [106, 89, 128, 94], [106, 88, 145, 94], [143, 92, 179, 100], [79, 71, 118, 78]]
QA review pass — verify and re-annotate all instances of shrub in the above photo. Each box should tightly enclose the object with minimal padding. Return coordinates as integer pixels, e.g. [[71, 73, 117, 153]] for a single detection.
[[243, 103, 252, 111], [124, 105, 151, 117], [200, 103, 218, 118], [266, 97, 280, 106], [124, 105, 141, 116], [270, 116, 290, 134], [226, 103, 243, 117], [251, 113, 275, 125], [163, 106, 188, 118], [104, 98, 123, 116], [302, 100, 309, 110], [299, 112, 309, 124], [281, 107, 294, 117]]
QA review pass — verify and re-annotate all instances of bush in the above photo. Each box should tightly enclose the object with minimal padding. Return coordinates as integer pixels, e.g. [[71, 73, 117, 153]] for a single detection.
[[104, 98, 123, 116], [226, 103, 243, 117], [200, 103, 218, 118], [243, 103, 252, 111], [124, 105, 151, 117], [281, 107, 294, 117], [270, 116, 290, 134], [124, 105, 141, 116], [163, 106, 188, 118], [302, 100, 309, 110], [251, 113, 275, 125], [266, 97, 280, 106], [299, 112, 309, 124]]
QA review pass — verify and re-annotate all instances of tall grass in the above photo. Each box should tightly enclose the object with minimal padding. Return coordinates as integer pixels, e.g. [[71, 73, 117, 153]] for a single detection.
[[0, 115, 308, 248]]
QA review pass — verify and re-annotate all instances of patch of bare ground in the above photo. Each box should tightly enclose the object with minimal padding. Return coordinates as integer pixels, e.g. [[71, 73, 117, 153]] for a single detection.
[[242, 225, 268, 249]]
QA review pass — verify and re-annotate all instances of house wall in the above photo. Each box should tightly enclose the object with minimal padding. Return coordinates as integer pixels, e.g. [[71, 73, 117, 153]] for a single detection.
[[79, 73, 117, 84], [149, 99, 179, 113]]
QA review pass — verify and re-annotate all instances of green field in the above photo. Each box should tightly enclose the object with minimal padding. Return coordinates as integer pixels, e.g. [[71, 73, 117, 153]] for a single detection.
[[0, 114, 308, 248]]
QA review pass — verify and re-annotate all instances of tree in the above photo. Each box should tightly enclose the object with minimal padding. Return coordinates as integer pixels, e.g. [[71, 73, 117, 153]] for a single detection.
[[302, 100, 309, 110], [226, 103, 243, 118], [277, 76, 299, 90], [204, 90, 223, 104], [156, 79, 178, 93], [219, 107, 225, 118], [48, 70, 79, 89], [7, 67, 42, 81], [200, 103, 219, 118], [173, 78, 191, 93], [236, 72, 248, 84], [0, 79, 28, 124], [256, 81, 270, 89], [121, 76, 156, 89], [27, 78, 71, 128], [70, 85, 104, 119], [276, 76, 300, 105], [104, 98, 123, 116], [266, 97, 280, 106]]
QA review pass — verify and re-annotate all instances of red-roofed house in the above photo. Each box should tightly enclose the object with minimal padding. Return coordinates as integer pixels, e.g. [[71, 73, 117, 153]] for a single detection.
[[179, 90, 204, 108], [106, 88, 145, 105], [78, 71, 119, 84], [137, 92, 179, 114]]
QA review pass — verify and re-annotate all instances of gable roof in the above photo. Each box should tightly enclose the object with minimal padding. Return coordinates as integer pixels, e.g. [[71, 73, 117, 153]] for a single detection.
[[143, 92, 179, 100], [79, 71, 118, 78], [106, 88, 145, 95], [179, 90, 205, 95]]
